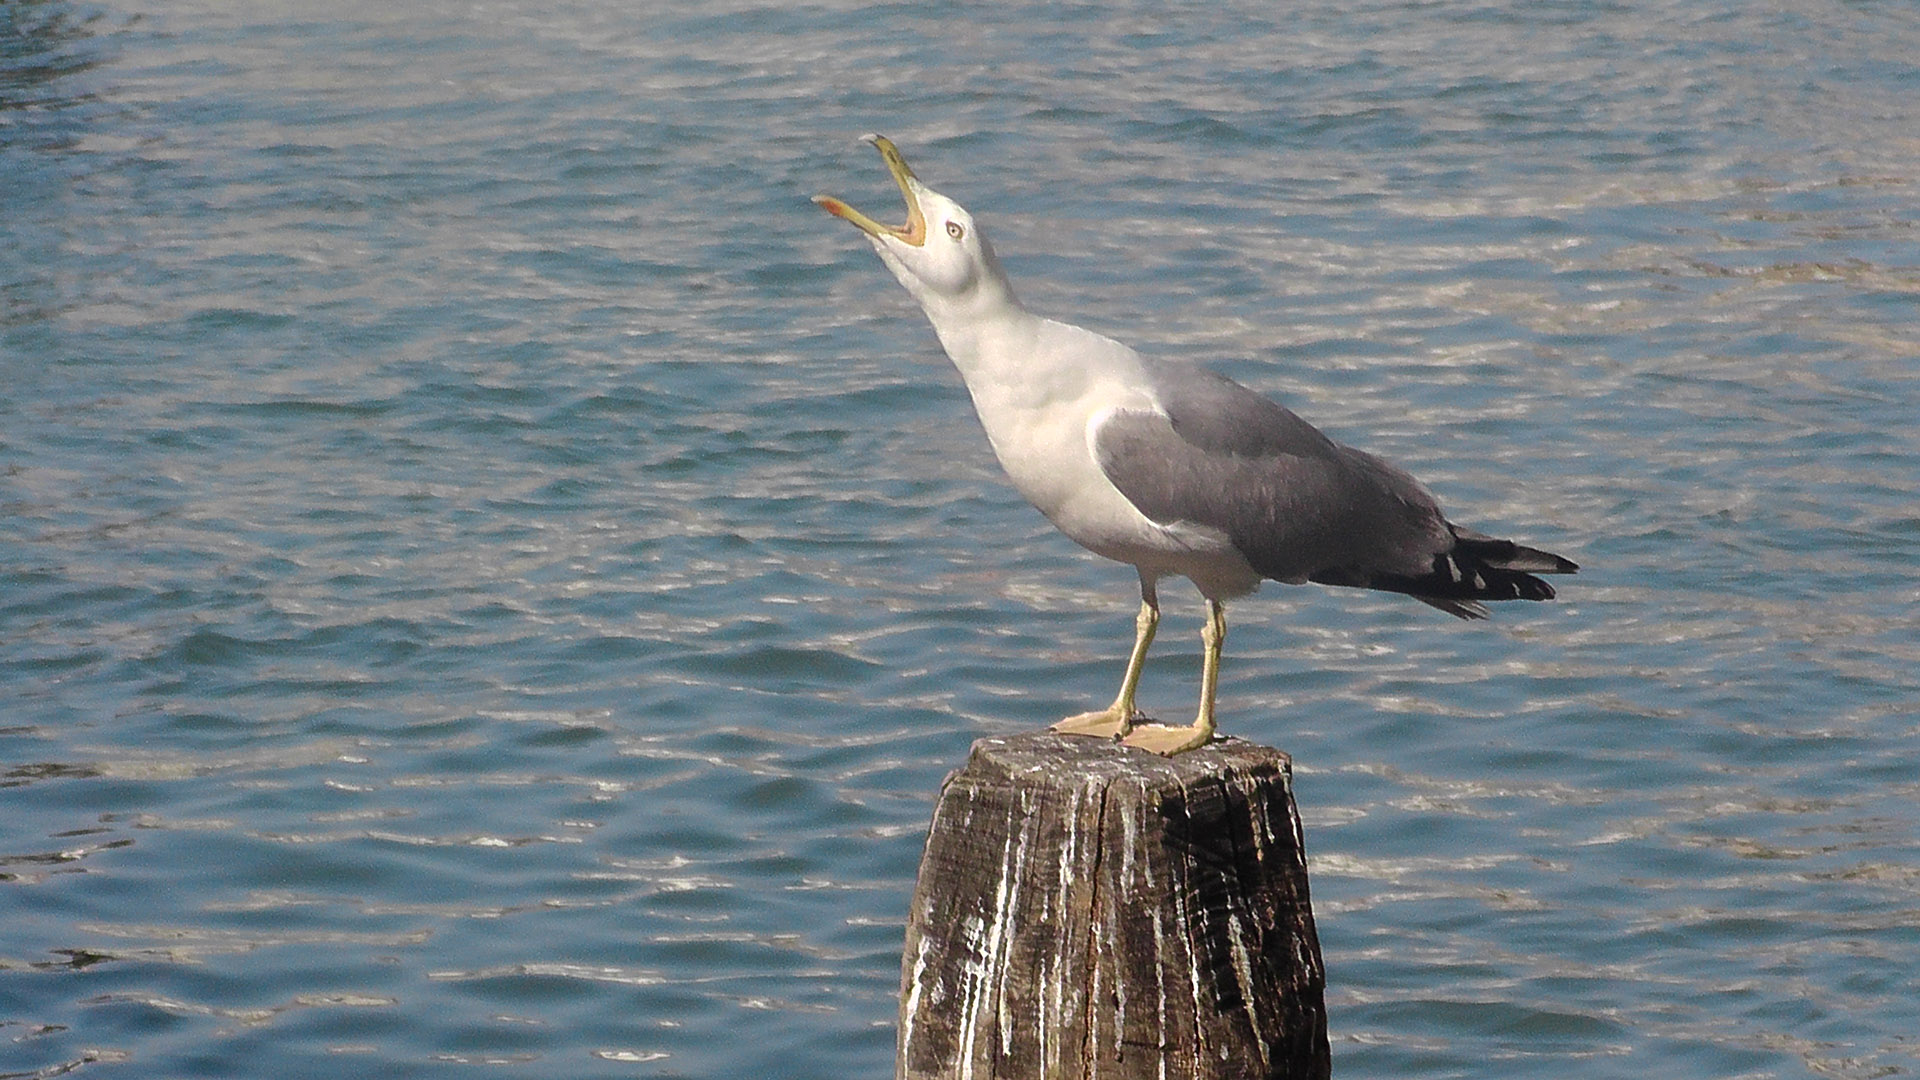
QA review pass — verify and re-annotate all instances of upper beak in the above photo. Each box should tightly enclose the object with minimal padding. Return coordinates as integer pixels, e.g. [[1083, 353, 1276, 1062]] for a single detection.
[[813, 134, 928, 247]]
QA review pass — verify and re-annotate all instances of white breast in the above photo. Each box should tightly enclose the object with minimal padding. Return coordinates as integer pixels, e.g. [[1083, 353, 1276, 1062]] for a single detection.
[[932, 311, 1261, 596]]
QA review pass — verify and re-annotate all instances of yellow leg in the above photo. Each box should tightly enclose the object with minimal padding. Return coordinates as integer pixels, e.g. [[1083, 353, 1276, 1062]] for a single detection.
[[1121, 599, 1224, 756], [1053, 581, 1159, 739]]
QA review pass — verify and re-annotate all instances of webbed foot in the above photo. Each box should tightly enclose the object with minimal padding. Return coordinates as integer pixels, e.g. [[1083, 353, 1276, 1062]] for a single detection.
[[1119, 720, 1213, 756], [1051, 705, 1141, 739]]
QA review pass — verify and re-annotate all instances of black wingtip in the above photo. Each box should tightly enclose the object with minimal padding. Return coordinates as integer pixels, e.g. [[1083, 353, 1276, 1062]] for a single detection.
[[1311, 530, 1577, 614]]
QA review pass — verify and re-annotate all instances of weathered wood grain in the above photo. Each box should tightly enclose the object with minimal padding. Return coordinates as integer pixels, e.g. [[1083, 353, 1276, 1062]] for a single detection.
[[898, 732, 1329, 1080]]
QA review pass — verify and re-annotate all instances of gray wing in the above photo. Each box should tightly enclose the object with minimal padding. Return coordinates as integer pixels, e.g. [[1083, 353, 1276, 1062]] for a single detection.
[[1092, 361, 1579, 616], [1093, 363, 1452, 583]]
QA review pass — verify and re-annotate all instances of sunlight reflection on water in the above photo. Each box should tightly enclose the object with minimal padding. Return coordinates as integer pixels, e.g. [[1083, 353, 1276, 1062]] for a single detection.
[[3, 1, 1919, 1078]]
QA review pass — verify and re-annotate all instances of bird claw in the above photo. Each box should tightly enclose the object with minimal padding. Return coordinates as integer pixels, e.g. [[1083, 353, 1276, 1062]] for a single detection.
[[1120, 721, 1213, 756]]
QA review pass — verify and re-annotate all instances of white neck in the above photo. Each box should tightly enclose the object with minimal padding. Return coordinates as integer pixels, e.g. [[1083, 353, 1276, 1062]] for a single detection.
[[877, 243, 1037, 388], [921, 280, 1033, 379]]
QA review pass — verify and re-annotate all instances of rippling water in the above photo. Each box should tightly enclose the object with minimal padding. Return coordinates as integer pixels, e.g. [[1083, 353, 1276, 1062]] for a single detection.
[[4, 1, 1918, 1077]]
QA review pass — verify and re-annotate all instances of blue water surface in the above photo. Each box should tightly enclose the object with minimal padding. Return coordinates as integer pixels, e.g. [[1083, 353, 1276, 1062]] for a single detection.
[[4, 1, 1919, 1077]]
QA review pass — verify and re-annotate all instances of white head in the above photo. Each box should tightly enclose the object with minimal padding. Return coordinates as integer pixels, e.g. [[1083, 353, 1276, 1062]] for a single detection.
[[814, 135, 1018, 320]]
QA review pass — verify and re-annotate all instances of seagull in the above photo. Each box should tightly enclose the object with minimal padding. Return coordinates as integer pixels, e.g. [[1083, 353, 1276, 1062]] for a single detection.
[[814, 135, 1577, 755]]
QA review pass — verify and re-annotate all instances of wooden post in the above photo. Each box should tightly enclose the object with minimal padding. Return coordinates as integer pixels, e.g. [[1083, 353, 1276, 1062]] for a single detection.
[[898, 732, 1329, 1080]]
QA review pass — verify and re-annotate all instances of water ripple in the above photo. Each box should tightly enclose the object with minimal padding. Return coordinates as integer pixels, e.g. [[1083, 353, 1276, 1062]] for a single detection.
[[3, 1, 1918, 1077]]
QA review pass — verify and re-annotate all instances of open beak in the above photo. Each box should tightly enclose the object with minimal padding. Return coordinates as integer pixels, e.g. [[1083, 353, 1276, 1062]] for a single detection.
[[813, 134, 928, 247]]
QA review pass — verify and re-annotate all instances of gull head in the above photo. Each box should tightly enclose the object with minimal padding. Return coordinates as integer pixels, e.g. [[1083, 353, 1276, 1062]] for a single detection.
[[814, 134, 1011, 313]]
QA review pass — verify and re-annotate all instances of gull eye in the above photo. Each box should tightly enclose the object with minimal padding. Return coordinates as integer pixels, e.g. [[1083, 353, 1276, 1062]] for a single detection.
[[946, 221, 965, 241]]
